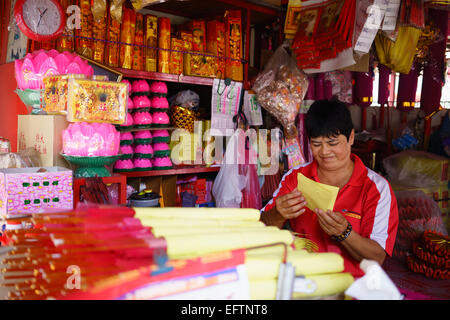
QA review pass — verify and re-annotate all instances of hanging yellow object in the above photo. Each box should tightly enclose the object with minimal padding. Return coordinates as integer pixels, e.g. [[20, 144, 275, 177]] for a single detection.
[[375, 26, 422, 74]]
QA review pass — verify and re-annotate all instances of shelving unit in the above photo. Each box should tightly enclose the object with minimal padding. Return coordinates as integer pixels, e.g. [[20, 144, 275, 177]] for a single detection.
[[120, 166, 220, 178], [118, 69, 215, 86], [113, 0, 281, 206]]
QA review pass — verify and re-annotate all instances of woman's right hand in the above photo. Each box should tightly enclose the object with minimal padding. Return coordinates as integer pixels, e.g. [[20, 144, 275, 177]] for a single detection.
[[275, 189, 308, 220]]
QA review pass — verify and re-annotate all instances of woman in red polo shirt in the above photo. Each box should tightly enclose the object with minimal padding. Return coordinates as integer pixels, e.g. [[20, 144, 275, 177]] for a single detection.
[[260, 99, 399, 278]]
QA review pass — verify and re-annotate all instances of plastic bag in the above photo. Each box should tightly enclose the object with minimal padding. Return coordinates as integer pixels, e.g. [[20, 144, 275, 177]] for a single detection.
[[0, 148, 41, 169], [392, 190, 447, 262], [239, 161, 262, 210], [168, 90, 200, 110], [252, 45, 308, 137], [382, 150, 449, 188], [212, 163, 246, 208]]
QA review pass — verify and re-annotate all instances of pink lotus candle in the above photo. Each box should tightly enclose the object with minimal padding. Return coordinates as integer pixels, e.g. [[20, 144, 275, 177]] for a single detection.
[[15, 49, 94, 90], [149, 81, 168, 96], [62, 122, 120, 157]]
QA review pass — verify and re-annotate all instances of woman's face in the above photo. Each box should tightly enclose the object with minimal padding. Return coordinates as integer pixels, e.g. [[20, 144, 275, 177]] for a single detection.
[[309, 129, 354, 172]]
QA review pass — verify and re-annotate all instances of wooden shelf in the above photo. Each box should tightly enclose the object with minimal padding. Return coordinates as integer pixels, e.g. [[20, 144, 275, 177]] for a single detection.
[[117, 127, 177, 132], [120, 166, 220, 178], [117, 68, 216, 86]]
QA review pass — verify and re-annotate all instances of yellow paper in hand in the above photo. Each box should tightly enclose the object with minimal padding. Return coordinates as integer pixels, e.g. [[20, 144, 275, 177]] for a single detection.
[[297, 173, 339, 212]]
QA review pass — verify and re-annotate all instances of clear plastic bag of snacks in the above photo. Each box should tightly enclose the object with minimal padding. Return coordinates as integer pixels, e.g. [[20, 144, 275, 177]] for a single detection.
[[67, 78, 128, 124], [252, 45, 308, 137]]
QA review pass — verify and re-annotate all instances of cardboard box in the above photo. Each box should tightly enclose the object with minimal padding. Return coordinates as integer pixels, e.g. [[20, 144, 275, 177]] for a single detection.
[[0, 166, 73, 217], [17, 115, 70, 168]]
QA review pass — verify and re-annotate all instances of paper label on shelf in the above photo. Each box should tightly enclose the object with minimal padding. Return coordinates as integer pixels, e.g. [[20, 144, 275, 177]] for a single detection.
[[243, 91, 263, 126], [210, 78, 243, 136]]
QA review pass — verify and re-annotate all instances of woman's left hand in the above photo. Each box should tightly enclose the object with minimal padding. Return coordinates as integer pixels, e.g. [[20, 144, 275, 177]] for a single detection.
[[314, 209, 348, 237]]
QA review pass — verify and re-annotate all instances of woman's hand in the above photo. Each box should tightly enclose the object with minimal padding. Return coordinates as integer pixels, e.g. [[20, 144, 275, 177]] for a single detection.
[[314, 209, 348, 237], [275, 189, 308, 220]]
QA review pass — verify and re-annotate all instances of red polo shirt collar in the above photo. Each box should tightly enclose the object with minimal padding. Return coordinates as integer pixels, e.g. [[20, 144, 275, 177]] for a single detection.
[[306, 153, 367, 187]]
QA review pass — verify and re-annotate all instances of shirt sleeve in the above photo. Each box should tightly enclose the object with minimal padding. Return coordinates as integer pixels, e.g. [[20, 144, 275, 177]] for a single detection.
[[260, 168, 299, 214], [360, 175, 399, 256]]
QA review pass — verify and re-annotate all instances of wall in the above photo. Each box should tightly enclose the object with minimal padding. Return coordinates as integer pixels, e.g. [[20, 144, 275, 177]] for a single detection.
[[0, 62, 28, 152]]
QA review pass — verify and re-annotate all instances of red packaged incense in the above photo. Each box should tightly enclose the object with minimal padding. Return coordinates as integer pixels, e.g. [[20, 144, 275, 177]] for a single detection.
[[56, 0, 74, 52], [105, 0, 123, 67], [207, 20, 226, 78], [132, 13, 145, 71], [144, 14, 158, 72], [92, 0, 108, 63], [189, 20, 206, 52], [158, 17, 171, 74], [224, 10, 243, 81], [170, 38, 184, 75], [119, 5, 136, 69], [75, 0, 93, 59]]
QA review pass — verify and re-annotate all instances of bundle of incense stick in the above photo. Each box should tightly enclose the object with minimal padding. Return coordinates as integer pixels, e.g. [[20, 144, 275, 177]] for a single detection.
[[0, 205, 167, 300]]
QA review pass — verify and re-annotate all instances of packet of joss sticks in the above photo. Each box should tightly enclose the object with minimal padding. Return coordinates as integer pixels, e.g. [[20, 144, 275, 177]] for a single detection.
[[67, 79, 128, 124]]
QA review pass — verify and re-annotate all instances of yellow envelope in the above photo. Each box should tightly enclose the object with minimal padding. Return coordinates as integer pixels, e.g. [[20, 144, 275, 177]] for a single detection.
[[297, 173, 339, 212]]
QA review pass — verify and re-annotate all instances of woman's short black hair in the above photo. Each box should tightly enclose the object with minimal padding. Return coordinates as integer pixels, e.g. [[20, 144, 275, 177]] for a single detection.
[[305, 99, 354, 140]]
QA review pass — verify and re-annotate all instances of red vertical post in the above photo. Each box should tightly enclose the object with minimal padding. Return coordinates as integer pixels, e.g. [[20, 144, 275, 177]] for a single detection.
[[361, 107, 367, 131], [0, 0, 12, 64], [244, 8, 251, 89]]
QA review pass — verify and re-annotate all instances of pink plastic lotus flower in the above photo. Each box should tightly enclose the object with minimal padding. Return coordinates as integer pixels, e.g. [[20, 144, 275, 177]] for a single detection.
[[14, 50, 94, 90], [62, 122, 120, 157]]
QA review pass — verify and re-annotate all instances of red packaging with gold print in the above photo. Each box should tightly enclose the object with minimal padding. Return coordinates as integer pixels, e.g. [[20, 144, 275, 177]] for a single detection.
[[133, 13, 145, 70], [189, 20, 206, 52], [56, 0, 74, 52], [145, 15, 158, 72], [119, 5, 136, 69], [92, 0, 108, 63], [181, 31, 193, 52], [106, 0, 124, 67], [170, 38, 184, 75], [207, 20, 226, 78], [225, 10, 243, 82], [75, 0, 93, 59], [158, 17, 171, 74]]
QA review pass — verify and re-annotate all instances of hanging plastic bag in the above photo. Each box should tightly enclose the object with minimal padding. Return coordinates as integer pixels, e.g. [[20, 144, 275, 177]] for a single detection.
[[239, 149, 262, 210], [212, 163, 246, 208], [252, 44, 308, 138], [212, 134, 246, 208]]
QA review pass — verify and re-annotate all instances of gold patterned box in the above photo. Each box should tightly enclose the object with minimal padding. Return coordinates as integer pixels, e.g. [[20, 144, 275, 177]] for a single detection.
[[43, 74, 86, 115], [183, 52, 216, 78], [67, 79, 128, 124]]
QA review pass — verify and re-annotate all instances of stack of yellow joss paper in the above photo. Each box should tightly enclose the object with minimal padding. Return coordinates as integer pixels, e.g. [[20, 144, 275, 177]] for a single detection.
[[134, 207, 354, 299]]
